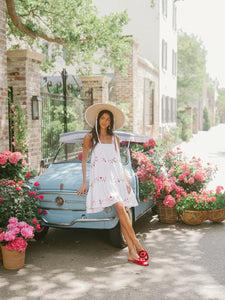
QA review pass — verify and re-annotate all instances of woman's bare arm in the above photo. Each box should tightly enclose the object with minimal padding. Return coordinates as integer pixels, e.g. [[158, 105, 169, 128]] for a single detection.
[[77, 133, 92, 197]]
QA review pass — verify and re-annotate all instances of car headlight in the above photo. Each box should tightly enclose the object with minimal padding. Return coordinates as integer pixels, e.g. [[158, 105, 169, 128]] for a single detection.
[[55, 196, 65, 207]]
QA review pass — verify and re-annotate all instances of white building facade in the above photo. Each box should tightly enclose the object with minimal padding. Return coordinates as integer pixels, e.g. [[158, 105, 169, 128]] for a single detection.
[[94, 0, 177, 133]]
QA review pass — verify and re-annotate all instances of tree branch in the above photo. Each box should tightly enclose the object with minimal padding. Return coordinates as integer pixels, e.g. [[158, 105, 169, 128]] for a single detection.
[[5, 0, 67, 44]]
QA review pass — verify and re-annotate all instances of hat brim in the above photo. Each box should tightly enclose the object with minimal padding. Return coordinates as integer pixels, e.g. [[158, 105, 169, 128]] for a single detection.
[[85, 103, 125, 130]]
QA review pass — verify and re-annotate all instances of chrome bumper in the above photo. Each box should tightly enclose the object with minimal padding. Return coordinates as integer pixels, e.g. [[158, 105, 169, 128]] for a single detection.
[[41, 216, 116, 227]]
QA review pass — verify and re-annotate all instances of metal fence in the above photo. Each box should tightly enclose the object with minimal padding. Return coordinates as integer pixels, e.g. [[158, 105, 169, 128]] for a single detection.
[[40, 69, 92, 169]]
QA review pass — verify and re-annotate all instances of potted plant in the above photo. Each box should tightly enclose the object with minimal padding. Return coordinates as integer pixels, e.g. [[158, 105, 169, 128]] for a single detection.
[[175, 186, 225, 225], [0, 217, 35, 270]]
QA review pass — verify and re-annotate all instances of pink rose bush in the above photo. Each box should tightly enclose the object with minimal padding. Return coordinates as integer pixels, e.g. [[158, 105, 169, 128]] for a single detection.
[[0, 217, 35, 252], [130, 139, 162, 202], [0, 179, 46, 231], [0, 150, 27, 180], [162, 149, 217, 194]]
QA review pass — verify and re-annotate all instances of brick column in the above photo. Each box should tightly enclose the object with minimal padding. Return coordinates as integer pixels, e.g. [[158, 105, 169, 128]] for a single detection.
[[80, 75, 111, 129], [7, 49, 44, 172], [0, 0, 8, 151]]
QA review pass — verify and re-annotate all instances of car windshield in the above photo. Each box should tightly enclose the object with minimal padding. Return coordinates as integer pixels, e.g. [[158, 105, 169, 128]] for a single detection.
[[53, 142, 129, 164]]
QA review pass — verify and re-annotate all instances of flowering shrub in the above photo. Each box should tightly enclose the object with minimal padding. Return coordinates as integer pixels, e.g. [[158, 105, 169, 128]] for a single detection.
[[10, 103, 29, 153], [0, 150, 27, 180], [0, 179, 46, 230], [0, 218, 35, 251], [130, 139, 162, 202], [175, 186, 225, 215], [162, 149, 217, 194]]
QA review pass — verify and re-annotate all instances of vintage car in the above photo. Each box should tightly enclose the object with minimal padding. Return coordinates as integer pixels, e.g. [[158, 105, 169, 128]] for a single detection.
[[30, 130, 155, 248]]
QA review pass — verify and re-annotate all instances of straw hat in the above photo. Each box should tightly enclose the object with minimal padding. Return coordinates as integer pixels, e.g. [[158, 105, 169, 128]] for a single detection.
[[85, 103, 125, 130]]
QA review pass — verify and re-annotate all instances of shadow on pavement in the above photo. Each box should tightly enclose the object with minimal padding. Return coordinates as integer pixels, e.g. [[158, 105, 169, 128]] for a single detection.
[[1, 211, 225, 300]]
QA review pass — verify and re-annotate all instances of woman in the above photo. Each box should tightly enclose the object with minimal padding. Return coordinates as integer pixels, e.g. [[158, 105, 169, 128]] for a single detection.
[[77, 103, 149, 266]]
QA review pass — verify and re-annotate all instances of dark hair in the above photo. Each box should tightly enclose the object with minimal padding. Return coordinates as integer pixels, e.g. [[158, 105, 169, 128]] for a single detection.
[[91, 109, 114, 150]]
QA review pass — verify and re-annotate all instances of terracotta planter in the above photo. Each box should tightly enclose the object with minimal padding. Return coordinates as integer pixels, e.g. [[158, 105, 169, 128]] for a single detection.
[[0, 246, 2, 261], [156, 199, 178, 224], [179, 210, 208, 225], [208, 209, 225, 223], [1, 245, 25, 270]]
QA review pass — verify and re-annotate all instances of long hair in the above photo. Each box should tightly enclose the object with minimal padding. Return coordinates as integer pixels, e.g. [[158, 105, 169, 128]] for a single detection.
[[91, 109, 114, 150]]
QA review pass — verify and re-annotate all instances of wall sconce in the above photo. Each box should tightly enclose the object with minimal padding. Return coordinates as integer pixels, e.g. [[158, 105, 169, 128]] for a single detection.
[[31, 96, 42, 120]]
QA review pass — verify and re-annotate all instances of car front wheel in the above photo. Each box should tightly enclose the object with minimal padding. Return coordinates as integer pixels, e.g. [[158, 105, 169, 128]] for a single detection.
[[108, 208, 133, 249], [34, 226, 49, 240]]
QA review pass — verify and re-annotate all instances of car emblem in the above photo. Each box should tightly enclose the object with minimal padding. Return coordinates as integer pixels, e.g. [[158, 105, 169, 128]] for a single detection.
[[55, 196, 65, 207]]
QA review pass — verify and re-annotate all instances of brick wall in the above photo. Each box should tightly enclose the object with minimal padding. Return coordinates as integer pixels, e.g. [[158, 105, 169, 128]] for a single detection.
[[0, 0, 8, 151], [113, 40, 160, 137], [7, 50, 44, 171]]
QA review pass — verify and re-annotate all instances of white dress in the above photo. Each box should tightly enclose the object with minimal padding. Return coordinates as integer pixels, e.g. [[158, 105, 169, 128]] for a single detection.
[[86, 136, 138, 214]]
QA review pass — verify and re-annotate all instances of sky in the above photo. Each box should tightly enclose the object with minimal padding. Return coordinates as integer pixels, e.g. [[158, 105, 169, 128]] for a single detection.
[[177, 0, 225, 88]]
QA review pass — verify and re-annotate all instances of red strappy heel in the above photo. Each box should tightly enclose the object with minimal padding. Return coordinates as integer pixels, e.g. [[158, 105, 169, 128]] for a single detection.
[[138, 249, 149, 261], [128, 256, 149, 266]]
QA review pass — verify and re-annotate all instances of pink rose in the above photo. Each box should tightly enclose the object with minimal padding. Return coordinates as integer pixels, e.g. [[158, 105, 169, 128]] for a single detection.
[[22, 160, 26, 166], [163, 195, 176, 208], [178, 174, 186, 181], [148, 138, 156, 148], [39, 195, 44, 200], [0, 154, 7, 165], [149, 150, 154, 154], [9, 217, 18, 225], [193, 172, 204, 182], [21, 227, 34, 239], [78, 153, 83, 160], [35, 224, 41, 231], [21, 105, 26, 109], [17, 221, 28, 229], [6, 237, 27, 252], [0, 232, 5, 242], [16, 186, 21, 191], [2, 150, 12, 156], [0, 197, 2, 202], [4, 231, 16, 241], [34, 182, 40, 186], [216, 186, 224, 194], [32, 218, 38, 225], [188, 178, 195, 184], [143, 142, 149, 148], [39, 208, 43, 213], [25, 173, 31, 178], [9, 152, 21, 164]]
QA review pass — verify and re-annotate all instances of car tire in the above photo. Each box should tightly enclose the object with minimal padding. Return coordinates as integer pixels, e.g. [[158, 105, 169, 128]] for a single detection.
[[34, 226, 49, 240], [109, 208, 133, 249]]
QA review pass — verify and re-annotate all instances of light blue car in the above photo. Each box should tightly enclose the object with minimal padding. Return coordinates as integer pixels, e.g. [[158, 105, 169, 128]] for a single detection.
[[31, 131, 155, 248]]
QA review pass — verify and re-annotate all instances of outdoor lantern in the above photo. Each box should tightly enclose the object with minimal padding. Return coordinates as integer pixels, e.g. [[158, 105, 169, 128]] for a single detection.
[[31, 96, 42, 120]]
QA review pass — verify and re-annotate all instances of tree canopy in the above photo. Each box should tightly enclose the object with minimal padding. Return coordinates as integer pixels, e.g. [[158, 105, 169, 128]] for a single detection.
[[177, 31, 206, 108], [6, 0, 131, 74]]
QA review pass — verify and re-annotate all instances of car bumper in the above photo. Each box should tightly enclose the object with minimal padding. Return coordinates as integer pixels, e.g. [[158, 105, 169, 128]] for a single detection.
[[40, 208, 119, 229]]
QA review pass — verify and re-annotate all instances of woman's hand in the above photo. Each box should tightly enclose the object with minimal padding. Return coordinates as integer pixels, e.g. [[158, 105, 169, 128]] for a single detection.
[[77, 182, 88, 197]]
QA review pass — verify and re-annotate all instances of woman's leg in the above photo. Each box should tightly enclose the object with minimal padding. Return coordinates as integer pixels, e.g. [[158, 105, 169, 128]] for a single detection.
[[114, 202, 144, 257]]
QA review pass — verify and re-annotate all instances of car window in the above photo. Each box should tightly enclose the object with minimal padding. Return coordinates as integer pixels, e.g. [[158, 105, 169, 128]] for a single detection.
[[53, 143, 91, 163], [53, 142, 129, 164]]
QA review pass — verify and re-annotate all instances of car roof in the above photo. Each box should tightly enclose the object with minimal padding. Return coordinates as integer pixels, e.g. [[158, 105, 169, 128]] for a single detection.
[[59, 130, 151, 143]]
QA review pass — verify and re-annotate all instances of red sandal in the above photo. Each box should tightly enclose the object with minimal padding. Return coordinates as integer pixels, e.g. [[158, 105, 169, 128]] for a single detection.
[[138, 249, 149, 261], [128, 256, 149, 266]]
